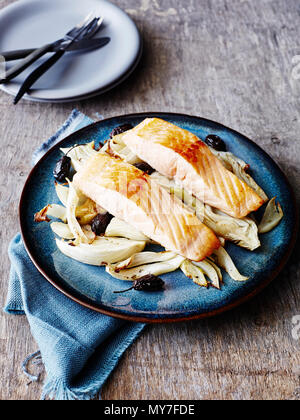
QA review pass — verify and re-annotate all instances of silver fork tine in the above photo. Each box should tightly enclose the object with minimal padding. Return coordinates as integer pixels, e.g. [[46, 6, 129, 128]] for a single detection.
[[68, 17, 98, 44], [66, 16, 103, 43], [87, 16, 104, 39], [77, 17, 100, 40], [66, 11, 96, 38], [69, 18, 99, 43]]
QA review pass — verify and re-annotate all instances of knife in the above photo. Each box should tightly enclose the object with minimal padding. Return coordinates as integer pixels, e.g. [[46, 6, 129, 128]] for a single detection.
[[1, 37, 110, 61]]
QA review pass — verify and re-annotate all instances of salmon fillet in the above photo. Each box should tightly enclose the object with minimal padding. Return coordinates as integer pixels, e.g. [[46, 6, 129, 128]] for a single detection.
[[73, 154, 220, 261], [117, 118, 265, 218]]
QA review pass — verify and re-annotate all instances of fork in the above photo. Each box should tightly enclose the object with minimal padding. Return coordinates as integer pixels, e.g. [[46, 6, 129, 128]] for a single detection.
[[0, 12, 102, 86]]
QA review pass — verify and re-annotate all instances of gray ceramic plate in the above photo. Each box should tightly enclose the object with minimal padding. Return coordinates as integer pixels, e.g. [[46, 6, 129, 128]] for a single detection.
[[19, 113, 298, 323], [0, 0, 142, 102]]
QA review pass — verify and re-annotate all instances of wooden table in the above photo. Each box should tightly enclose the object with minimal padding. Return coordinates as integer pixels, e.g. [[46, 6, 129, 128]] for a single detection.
[[1, 0, 299, 400]]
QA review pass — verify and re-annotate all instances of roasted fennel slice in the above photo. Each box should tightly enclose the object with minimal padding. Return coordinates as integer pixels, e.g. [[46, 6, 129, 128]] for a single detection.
[[56, 237, 146, 266], [60, 141, 99, 172], [106, 255, 185, 281], [66, 180, 92, 244], [105, 217, 150, 242], [107, 139, 142, 165], [108, 134, 142, 165], [258, 197, 283, 233], [212, 247, 248, 282], [180, 260, 209, 288], [110, 251, 177, 272], [34, 204, 67, 223], [209, 149, 268, 201]]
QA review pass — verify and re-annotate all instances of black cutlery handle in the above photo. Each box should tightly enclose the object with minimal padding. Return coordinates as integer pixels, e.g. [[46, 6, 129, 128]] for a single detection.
[[14, 50, 65, 104], [0, 43, 53, 84], [1, 48, 37, 61]]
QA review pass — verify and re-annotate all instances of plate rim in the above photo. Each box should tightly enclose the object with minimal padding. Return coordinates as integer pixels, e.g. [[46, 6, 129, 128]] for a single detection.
[[19, 112, 299, 323], [0, 0, 143, 102]]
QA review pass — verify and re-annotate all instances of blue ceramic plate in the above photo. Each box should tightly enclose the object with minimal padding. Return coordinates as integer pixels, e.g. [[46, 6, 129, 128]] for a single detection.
[[19, 113, 298, 323]]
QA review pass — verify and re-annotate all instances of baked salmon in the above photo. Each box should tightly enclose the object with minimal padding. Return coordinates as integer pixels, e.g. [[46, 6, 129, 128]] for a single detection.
[[73, 154, 220, 261], [116, 118, 265, 218]]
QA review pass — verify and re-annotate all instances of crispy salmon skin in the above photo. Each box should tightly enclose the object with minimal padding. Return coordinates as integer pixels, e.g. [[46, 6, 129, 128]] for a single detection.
[[117, 118, 265, 218], [73, 154, 220, 261]]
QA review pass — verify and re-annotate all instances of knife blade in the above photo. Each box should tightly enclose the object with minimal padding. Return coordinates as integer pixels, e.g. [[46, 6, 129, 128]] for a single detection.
[[1, 37, 110, 61]]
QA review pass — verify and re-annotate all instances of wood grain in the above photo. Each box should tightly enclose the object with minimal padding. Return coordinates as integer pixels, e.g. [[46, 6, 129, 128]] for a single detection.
[[0, 0, 299, 400]]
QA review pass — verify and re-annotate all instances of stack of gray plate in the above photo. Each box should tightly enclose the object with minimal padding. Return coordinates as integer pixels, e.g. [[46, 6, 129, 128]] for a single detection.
[[0, 0, 142, 102]]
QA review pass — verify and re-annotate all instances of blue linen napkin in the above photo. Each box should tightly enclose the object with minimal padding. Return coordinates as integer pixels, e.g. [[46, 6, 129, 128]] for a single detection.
[[3, 110, 146, 400]]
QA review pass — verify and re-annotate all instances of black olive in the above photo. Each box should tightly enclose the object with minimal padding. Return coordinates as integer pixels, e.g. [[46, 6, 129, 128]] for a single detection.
[[91, 212, 113, 236], [110, 123, 133, 138], [134, 161, 155, 175], [133, 275, 165, 291], [53, 156, 72, 182], [114, 274, 165, 293], [205, 134, 226, 152]]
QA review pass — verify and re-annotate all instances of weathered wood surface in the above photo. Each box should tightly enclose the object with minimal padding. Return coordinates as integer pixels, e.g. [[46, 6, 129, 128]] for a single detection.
[[0, 0, 300, 400]]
